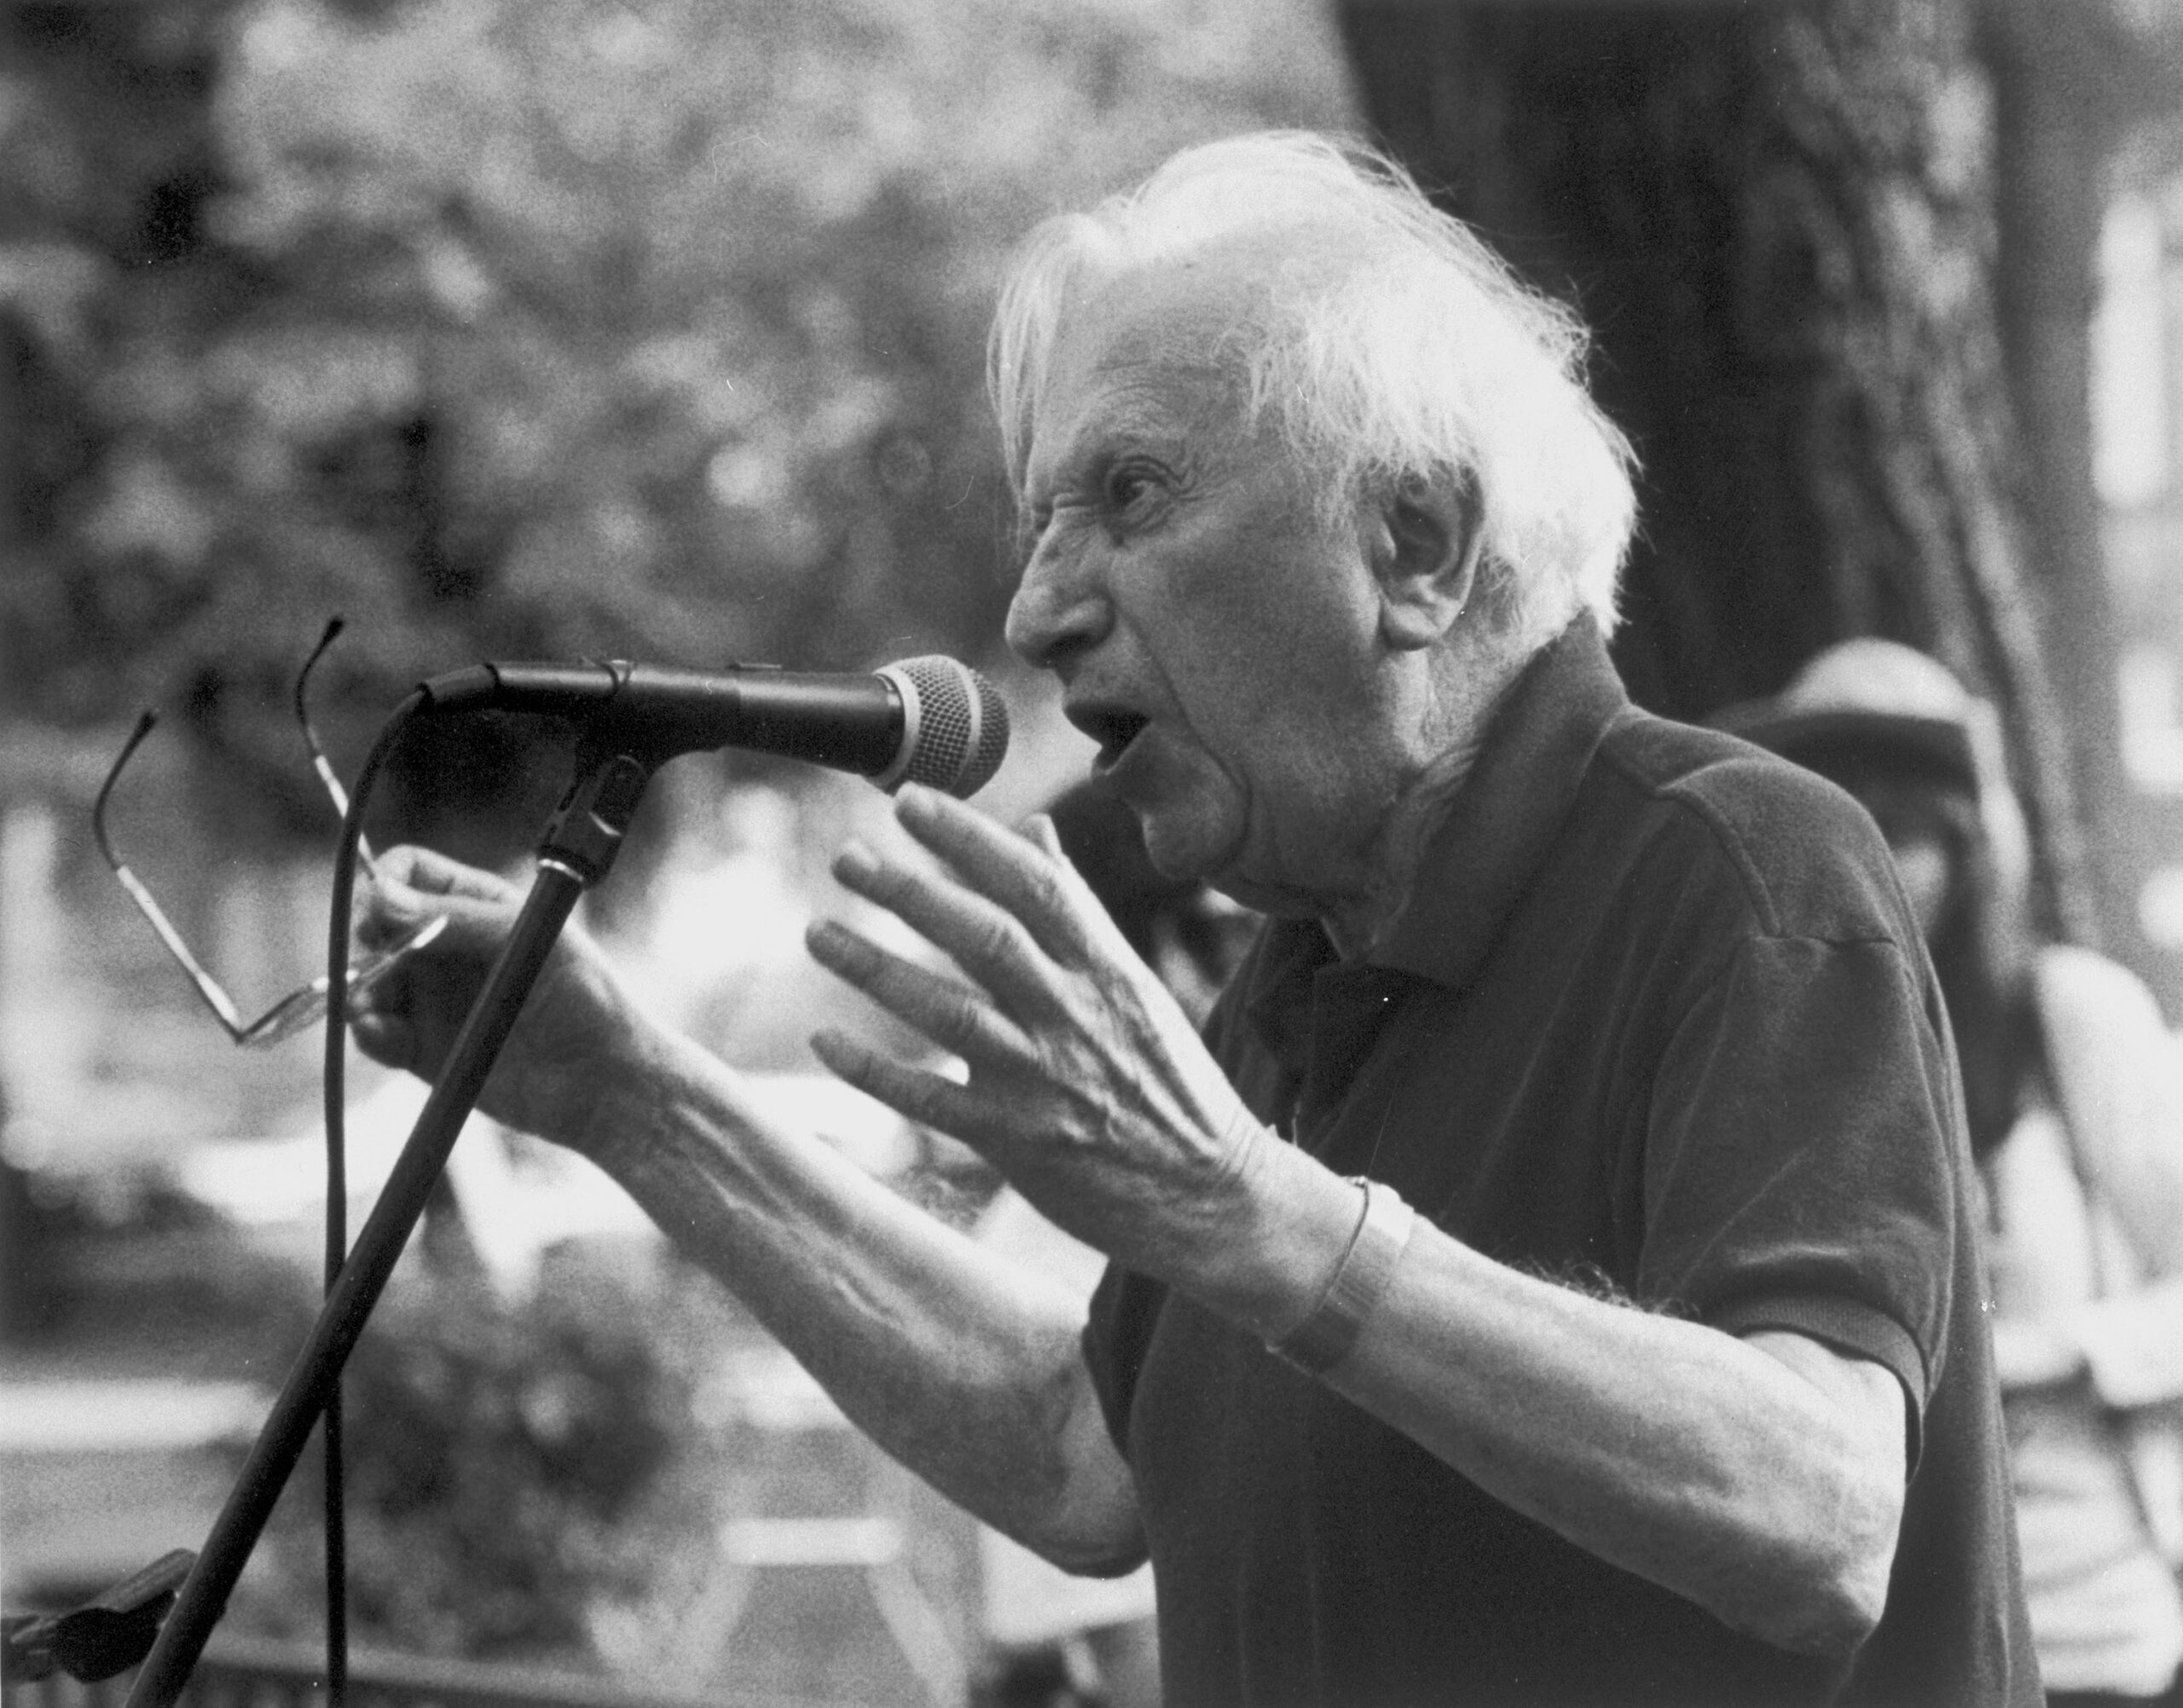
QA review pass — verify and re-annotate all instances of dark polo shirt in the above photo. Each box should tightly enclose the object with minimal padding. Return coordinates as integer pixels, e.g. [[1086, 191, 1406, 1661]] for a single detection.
[[1083, 619, 2036, 1707]]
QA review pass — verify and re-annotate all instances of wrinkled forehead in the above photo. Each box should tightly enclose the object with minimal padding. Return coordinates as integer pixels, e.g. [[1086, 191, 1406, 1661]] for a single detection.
[[1026, 252, 1277, 482]]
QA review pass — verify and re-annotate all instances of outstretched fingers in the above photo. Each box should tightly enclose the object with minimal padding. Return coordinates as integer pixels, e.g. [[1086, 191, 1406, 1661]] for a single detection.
[[889, 786, 1103, 966], [806, 917, 1033, 1067], [830, 837, 1058, 1018], [809, 1027, 993, 1147]]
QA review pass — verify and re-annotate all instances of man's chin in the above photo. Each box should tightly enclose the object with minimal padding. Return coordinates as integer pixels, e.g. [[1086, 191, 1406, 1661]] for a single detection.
[[1134, 807, 1242, 888], [1122, 797, 1312, 918]]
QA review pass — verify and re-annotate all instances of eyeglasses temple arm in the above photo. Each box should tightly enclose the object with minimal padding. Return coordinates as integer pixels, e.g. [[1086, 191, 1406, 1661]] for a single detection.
[[93, 713, 250, 1041], [295, 617, 379, 877], [108, 866, 251, 1040]]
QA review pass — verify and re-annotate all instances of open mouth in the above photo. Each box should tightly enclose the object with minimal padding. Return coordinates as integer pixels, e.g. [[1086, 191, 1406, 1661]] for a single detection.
[[1070, 706, 1151, 772]]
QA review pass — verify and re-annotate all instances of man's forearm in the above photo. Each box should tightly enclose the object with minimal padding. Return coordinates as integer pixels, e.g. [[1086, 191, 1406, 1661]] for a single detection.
[[577, 1028, 1145, 1571], [1184, 1134, 1905, 1661]]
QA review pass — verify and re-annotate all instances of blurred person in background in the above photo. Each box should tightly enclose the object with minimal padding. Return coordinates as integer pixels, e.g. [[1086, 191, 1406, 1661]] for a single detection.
[[1724, 640, 2183, 1708], [353, 133, 2034, 1704], [973, 779, 1255, 1708]]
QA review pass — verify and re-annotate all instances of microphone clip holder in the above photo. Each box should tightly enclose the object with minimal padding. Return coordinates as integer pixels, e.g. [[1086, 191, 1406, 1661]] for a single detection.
[[541, 744, 656, 886]]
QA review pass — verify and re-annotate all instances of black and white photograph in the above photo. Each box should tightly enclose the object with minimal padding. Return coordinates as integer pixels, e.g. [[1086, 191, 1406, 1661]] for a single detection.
[[4, 3, 2182, 1705]]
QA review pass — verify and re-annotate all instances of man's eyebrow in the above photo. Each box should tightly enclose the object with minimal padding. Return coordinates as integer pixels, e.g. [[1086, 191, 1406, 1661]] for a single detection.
[[1043, 402, 1194, 485], [1028, 428, 1144, 508], [1023, 359, 1227, 508]]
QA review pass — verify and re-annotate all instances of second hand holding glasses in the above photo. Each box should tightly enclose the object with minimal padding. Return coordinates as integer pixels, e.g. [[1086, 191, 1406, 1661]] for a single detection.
[[93, 619, 446, 1050]]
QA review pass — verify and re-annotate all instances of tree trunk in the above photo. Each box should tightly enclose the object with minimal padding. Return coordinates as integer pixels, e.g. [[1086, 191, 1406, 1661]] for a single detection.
[[1340, 0, 2099, 941], [1983, 0, 2168, 969]]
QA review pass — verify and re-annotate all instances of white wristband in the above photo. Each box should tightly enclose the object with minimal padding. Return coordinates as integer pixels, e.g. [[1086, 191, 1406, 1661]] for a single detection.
[[1270, 1177, 1416, 1375]]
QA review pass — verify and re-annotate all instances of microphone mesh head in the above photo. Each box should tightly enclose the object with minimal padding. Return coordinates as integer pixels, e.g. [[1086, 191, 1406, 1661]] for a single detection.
[[882, 657, 1010, 797]]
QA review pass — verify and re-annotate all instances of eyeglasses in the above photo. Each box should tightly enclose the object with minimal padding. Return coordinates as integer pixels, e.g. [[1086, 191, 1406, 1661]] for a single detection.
[[92, 620, 445, 1049]]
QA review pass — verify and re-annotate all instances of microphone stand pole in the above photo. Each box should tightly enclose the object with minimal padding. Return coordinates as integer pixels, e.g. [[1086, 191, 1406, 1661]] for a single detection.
[[126, 747, 657, 1708]]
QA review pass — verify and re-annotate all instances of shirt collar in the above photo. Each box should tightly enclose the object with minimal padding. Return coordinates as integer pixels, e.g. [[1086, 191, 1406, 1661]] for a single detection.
[[1240, 615, 1630, 1043], [1373, 616, 1629, 988]]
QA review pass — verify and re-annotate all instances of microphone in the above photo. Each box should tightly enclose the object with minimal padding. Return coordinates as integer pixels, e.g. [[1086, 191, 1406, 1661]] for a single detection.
[[415, 654, 1010, 797]]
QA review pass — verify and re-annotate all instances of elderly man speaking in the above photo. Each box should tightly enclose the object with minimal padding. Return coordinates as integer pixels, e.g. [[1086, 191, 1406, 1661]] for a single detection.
[[353, 134, 2034, 1705]]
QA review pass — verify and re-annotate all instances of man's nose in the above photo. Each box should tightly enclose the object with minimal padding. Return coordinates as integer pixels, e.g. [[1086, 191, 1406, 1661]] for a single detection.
[[1005, 536, 1111, 671]]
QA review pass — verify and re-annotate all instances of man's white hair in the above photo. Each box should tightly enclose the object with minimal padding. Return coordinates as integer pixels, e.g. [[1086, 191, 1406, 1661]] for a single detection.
[[988, 131, 1638, 650]]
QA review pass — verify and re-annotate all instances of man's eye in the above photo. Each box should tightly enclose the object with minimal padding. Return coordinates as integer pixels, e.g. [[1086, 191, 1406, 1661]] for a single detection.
[[1104, 463, 1161, 511]]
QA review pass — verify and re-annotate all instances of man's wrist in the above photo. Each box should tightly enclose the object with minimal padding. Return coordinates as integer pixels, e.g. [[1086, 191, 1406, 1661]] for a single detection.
[[1184, 1128, 1413, 1362], [555, 1010, 694, 1167], [1268, 1177, 1418, 1374]]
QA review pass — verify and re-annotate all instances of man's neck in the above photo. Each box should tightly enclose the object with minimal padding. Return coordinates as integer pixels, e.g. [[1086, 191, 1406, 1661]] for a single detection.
[[1317, 741, 1477, 960], [1319, 636, 1527, 960]]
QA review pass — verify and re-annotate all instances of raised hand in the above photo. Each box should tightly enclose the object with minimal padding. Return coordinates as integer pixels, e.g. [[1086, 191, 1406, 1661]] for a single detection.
[[805, 783, 1269, 1283], [348, 845, 659, 1152]]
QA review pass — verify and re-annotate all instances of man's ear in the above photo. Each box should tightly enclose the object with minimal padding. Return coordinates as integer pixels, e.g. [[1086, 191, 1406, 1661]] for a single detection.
[[1369, 472, 1483, 651]]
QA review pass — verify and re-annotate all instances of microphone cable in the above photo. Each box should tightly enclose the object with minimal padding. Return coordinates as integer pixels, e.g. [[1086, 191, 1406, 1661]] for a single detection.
[[316, 685, 427, 1708]]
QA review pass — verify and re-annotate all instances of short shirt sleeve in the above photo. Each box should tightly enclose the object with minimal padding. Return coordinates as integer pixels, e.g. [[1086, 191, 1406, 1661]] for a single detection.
[[1082, 1257, 1164, 1459], [1642, 932, 1960, 1466]]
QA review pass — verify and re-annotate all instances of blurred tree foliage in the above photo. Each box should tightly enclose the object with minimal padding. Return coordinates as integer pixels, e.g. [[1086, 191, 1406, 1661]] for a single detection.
[[231, 1252, 715, 1666], [1, 0, 1351, 849]]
